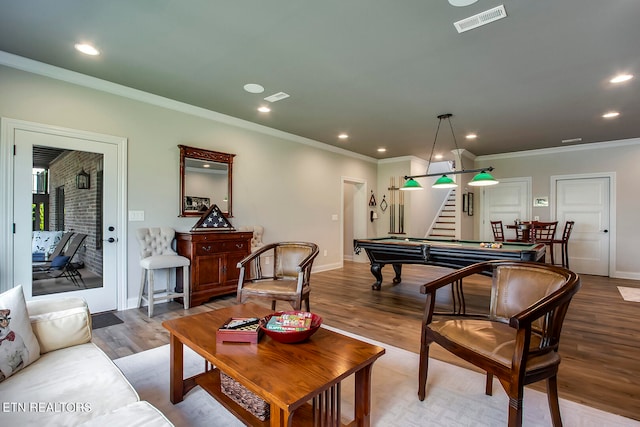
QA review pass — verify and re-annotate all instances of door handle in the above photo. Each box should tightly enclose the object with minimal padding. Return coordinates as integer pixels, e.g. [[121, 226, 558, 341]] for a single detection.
[[602, 229, 608, 233], [103, 237, 118, 243]]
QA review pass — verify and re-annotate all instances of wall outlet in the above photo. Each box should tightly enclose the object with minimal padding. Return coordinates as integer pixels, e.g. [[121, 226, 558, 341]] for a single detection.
[[323, 249, 328, 256], [331, 214, 339, 221], [534, 216, 540, 221]]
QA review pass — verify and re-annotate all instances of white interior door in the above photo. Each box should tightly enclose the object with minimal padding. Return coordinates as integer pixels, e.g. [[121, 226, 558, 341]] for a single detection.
[[554, 176, 611, 276], [480, 178, 531, 241], [7, 121, 126, 313]]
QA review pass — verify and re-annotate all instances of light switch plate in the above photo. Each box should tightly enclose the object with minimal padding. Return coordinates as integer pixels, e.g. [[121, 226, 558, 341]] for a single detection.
[[129, 210, 145, 221]]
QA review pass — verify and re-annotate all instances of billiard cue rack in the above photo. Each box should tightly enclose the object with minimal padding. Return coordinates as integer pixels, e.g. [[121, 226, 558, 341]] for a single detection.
[[387, 176, 405, 234]]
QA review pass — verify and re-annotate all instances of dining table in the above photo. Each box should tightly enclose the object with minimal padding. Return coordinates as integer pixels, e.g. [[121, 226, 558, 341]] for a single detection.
[[505, 222, 536, 242]]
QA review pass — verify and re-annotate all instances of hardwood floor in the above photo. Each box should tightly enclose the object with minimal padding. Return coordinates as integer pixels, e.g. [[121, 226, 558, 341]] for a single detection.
[[92, 261, 640, 421]]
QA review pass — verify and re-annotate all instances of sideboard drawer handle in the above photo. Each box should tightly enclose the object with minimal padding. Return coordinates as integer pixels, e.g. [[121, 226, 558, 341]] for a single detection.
[[201, 245, 212, 252], [236, 243, 244, 248]]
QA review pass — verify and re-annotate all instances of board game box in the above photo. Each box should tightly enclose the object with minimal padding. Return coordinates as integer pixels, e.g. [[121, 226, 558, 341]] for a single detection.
[[216, 317, 263, 344]]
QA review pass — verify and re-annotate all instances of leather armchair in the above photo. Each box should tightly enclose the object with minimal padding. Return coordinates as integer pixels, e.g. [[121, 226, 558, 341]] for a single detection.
[[418, 261, 580, 427], [236, 242, 319, 311]]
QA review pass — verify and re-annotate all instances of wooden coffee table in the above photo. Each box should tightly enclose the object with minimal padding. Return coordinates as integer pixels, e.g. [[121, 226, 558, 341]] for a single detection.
[[162, 303, 385, 427]]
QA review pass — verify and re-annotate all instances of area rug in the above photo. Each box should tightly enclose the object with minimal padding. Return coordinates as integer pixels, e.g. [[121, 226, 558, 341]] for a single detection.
[[618, 286, 640, 302], [114, 327, 639, 427], [91, 312, 124, 329]]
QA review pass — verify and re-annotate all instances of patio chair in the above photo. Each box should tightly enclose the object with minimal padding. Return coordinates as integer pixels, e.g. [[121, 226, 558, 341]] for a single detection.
[[33, 233, 88, 287]]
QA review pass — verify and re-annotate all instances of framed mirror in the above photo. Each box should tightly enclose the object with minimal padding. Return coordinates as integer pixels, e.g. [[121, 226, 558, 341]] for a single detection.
[[179, 145, 235, 217]]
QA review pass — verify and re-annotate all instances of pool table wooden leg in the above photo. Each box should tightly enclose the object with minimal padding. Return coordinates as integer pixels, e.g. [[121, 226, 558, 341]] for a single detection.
[[392, 263, 402, 284], [370, 263, 383, 290]]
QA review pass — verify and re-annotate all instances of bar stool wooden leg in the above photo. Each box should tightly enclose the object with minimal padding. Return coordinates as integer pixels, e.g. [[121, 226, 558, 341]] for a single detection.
[[182, 265, 190, 309]]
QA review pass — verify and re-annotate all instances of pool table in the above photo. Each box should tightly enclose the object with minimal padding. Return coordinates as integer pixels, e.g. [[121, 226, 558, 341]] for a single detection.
[[353, 237, 546, 290]]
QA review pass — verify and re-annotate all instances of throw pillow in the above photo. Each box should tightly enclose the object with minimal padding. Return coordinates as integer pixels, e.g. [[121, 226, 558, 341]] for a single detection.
[[0, 285, 41, 382], [50, 255, 70, 270]]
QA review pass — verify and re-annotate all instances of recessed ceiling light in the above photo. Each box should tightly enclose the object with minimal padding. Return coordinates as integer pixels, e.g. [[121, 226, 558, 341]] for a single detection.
[[74, 43, 100, 56], [203, 164, 210, 168], [448, 0, 478, 6], [561, 138, 582, 143], [465, 133, 477, 139], [434, 154, 443, 160], [338, 133, 349, 140], [610, 74, 633, 84], [244, 83, 265, 93], [602, 111, 620, 118], [257, 106, 271, 113], [377, 148, 386, 152]]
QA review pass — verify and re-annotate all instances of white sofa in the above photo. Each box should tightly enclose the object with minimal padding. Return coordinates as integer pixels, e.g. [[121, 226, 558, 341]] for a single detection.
[[0, 297, 173, 426]]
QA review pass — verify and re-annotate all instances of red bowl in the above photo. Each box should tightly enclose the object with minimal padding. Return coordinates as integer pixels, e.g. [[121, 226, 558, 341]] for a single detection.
[[259, 311, 323, 344]]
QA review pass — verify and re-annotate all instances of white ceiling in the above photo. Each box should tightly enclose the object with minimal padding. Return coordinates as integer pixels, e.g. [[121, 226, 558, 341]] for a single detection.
[[1, 0, 638, 161]]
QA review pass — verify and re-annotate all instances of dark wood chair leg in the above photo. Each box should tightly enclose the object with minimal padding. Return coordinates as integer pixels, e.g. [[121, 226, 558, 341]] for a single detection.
[[546, 375, 563, 427], [485, 373, 493, 395], [507, 393, 524, 427], [271, 300, 277, 310], [418, 340, 430, 401]]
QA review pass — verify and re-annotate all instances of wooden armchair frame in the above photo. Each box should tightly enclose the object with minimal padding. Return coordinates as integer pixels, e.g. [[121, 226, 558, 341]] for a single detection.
[[236, 242, 319, 311], [418, 260, 580, 427]]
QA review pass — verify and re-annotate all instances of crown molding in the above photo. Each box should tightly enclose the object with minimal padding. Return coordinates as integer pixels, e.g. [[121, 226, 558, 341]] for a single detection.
[[476, 137, 640, 161], [0, 51, 377, 164]]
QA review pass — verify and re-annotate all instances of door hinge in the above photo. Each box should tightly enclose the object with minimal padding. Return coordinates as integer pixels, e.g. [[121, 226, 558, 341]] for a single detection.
[[13, 145, 16, 155], [13, 223, 16, 234]]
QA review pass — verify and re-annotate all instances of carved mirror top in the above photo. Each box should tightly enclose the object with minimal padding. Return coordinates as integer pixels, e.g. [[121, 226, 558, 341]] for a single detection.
[[179, 145, 235, 218]]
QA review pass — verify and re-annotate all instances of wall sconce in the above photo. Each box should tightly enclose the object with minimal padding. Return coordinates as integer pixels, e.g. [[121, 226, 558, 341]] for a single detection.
[[76, 168, 90, 190], [370, 211, 378, 222]]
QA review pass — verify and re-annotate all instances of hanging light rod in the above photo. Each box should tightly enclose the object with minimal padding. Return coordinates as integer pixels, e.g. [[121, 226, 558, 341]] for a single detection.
[[404, 166, 494, 180], [400, 113, 499, 190]]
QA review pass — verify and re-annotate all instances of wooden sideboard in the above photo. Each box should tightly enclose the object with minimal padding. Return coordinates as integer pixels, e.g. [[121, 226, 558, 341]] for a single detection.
[[176, 230, 253, 307]]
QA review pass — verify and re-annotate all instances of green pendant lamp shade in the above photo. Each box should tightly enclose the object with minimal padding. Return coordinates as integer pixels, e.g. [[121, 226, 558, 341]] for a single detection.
[[401, 178, 423, 190], [468, 170, 499, 186], [432, 174, 457, 188]]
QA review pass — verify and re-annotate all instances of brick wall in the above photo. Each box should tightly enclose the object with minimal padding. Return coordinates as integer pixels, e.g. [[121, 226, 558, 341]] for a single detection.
[[49, 151, 103, 276]]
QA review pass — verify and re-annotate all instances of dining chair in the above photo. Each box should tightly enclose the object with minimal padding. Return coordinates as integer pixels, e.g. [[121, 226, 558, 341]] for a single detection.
[[490, 220, 505, 242], [418, 260, 581, 427], [552, 221, 575, 268], [236, 242, 319, 311], [136, 227, 190, 317], [532, 221, 558, 264]]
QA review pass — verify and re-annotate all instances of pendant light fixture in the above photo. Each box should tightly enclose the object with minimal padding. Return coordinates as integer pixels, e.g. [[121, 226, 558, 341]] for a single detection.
[[401, 113, 498, 190]]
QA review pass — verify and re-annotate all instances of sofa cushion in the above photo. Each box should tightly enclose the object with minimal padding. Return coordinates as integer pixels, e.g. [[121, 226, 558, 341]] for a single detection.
[[28, 298, 92, 354], [0, 285, 40, 382], [0, 342, 140, 425]]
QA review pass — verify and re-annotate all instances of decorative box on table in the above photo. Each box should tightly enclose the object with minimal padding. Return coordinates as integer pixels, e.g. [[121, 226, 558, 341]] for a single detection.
[[216, 317, 263, 344]]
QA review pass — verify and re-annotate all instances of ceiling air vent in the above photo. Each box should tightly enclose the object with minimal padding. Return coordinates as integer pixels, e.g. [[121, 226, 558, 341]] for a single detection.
[[264, 92, 290, 103], [454, 5, 507, 33]]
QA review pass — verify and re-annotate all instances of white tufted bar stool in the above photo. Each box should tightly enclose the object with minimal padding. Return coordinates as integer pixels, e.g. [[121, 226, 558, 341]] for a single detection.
[[136, 227, 190, 317]]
